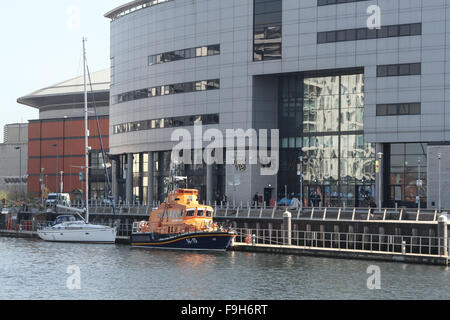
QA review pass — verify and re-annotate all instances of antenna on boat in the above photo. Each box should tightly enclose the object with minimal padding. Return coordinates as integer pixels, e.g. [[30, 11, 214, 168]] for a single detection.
[[174, 176, 188, 189]]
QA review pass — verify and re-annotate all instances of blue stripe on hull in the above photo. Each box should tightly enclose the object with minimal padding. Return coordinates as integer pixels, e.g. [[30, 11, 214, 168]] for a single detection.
[[131, 232, 234, 251]]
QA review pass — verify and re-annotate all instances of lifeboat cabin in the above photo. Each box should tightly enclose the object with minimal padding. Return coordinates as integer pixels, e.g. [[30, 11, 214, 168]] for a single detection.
[[138, 189, 218, 236]]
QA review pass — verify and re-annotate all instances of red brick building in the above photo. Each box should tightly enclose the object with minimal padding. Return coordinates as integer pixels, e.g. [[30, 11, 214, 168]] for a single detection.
[[17, 69, 110, 201]]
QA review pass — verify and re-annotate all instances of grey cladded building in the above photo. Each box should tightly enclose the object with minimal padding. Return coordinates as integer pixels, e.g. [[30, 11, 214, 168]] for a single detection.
[[0, 124, 28, 196], [105, 0, 450, 209]]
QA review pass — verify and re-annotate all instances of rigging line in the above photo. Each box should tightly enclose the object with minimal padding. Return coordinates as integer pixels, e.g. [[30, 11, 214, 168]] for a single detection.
[[85, 61, 116, 217]]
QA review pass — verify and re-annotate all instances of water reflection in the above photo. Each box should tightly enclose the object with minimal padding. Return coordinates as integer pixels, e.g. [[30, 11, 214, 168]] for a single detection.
[[0, 238, 448, 300]]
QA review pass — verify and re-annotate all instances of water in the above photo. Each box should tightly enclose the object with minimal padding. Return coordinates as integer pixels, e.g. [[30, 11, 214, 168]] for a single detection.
[[0, 237, 448, 300]]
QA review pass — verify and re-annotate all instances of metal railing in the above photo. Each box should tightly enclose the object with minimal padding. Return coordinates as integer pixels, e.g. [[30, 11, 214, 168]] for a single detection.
[[6, 199, 447, 222], [233, 228, 449, 257], [216, 206, 444, 223]]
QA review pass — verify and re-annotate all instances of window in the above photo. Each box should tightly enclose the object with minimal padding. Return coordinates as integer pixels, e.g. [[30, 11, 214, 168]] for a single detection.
[[114, 79, 220, 104], [387, 65, 398, 77], [318, 0, 371, 5], [148, 44, 220, 66], [376, 104, 387, 116], [388, 25, 399, 37], [113, 114, 220, 135], [318, 23, 422, 44], [399, 24, 411, 36], [376, 103, 421, 116], [186, 209, 195, 217], [387, 104, 398, 115], [377, 66, 387, 77], [377, 63, 421, 77], [254, 0, 282, 61]]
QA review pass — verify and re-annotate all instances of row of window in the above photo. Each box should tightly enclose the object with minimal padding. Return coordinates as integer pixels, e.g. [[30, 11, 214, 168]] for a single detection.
[[377, 63, 421, 77], [112, 114, 220, 135], [317, 23, 421, 44], [148, 44, 220, 66], [376, 103, 421, 116], [318, 0, 370, 6], [112, 79, 220, 105], [185, 208, 213, 218]]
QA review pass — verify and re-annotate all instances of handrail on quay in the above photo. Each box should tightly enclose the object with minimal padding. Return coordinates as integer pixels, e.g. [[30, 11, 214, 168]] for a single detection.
[[214, 205, 445, 223], [3, 200, 447, 223], [232, 228, 450, 258]]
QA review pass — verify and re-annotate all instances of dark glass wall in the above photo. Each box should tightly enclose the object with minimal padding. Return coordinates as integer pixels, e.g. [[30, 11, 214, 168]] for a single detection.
[[121, 150, 226, 204], [89, 151, 111, 201], [278, 71, 376, 207], [254, 0, 282, 61], [386, 143, 427, 208]]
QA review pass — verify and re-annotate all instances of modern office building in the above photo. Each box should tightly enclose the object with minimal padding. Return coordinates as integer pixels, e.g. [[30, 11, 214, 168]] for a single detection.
[[17, 70, 111, 201], [105, 0, 450, 209]]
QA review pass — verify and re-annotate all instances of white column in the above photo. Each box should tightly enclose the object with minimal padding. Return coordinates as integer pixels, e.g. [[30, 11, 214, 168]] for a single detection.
[[112, 159, 119, 204], [126, 153, 133, 205], [206, 164, 213, 205], [147, 152, 154, 206]]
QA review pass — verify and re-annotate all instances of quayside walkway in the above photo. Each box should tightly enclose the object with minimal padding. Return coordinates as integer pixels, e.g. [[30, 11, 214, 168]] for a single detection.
[[0, 204, 448, 266]]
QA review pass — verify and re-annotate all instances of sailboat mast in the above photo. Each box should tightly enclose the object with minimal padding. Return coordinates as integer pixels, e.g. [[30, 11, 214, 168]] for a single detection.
[[83, 38, 90, 224]]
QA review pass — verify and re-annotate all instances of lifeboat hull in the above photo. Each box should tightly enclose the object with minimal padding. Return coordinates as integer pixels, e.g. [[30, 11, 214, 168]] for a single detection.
[[131, 231, 235, 251]]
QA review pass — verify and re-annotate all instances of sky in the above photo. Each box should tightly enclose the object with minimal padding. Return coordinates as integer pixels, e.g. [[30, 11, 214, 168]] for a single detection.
[[0, 0, 125, 142]]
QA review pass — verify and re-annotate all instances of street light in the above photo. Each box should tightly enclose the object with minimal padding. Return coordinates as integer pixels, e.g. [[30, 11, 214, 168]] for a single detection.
[[417, 158, 422, 210], [377, 152, 383, 209], [51, 144, 59, 193], [14, 146, 22, 200], [40, 168, 45, 206], [438, 153, 441, 212], [298, 153, 303, 211]]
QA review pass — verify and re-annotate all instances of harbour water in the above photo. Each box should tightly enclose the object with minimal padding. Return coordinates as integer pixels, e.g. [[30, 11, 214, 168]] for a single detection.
[[0, 237, 448, 300]]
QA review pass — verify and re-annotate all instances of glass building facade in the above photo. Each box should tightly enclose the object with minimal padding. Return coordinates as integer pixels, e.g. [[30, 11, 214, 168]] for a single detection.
[[279, 71, 376, 207], [385, 143, 428, 208], [89, 151, 112, 201], [117, 150, 226, 205]]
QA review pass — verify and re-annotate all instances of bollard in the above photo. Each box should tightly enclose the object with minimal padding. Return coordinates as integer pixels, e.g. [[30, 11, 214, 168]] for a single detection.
[[283, 210, 292, 246], [402, 241, 406, 255], [438, 214, 448, 257], [252, 234, 256, 245]]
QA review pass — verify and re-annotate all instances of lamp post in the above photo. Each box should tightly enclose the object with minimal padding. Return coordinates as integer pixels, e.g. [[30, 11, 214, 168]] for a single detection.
[[40, 168, 45, 206], [298, 154, 303, 211], [51, 144, 59, 193], [438, 153, 441, 212], [60, 171, 64, 194], [361, 176, 366, 207], [417, 159, 422, 210], [377, 152, 383, 209], [14, 146, 22, 200]]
